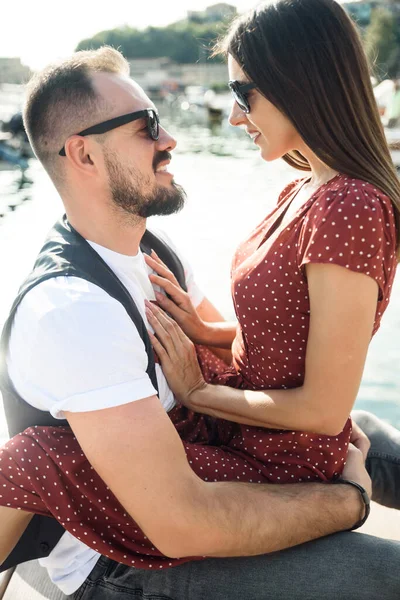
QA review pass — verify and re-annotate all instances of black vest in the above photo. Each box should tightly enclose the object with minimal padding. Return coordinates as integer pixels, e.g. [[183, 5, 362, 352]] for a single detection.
[[0, 215, 186, 571]]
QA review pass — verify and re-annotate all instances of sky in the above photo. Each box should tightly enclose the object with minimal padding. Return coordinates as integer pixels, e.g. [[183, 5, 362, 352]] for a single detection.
[[3, 0, 351, 71], [2, 0, 253, 70]]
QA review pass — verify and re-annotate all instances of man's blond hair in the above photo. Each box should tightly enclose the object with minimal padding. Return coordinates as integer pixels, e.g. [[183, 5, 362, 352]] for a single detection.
[[23, 46, 130, 187]]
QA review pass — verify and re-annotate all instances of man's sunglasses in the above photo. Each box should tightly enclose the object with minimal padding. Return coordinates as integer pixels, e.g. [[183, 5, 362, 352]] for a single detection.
[[59, 108, 160, 156], [228, 80, 257, 114]]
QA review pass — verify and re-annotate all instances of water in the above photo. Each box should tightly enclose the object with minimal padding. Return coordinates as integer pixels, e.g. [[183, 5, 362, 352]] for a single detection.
[[0, 84, 25, 122], [0, 114, 400, 446]]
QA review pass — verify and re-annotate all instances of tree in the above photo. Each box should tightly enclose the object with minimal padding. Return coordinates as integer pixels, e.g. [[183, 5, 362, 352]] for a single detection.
[[75, 20, 228, 64], [364, 7, 400, 80]]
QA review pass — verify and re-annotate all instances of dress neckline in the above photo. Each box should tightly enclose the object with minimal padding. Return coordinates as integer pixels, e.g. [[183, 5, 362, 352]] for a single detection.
[[264, 172, 342, 244]]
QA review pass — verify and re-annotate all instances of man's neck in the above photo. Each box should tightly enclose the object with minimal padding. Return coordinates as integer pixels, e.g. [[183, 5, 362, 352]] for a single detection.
[[67, 213, 147, 257]]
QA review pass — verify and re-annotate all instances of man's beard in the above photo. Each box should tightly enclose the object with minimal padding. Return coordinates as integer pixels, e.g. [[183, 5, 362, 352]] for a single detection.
[[104, 149, 186, 219]]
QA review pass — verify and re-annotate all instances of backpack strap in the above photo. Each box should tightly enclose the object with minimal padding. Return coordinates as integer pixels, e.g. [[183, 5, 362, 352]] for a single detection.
[[141, 230, 187, 292]]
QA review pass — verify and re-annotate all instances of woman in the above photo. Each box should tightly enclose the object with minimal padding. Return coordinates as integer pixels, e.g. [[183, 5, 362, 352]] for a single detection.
[[0, 0, 398, 568], [143, 0, 399, 481]]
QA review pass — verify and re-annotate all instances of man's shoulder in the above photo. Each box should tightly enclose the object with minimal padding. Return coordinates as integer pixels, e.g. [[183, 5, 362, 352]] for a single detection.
[[10, 276, 128, 350], [18, 276, 116, 319]]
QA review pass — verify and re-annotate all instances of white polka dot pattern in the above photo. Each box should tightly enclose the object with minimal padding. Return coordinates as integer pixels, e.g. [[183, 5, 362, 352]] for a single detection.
[[229, 175, 396, 391], [0, 175, 397, 570]]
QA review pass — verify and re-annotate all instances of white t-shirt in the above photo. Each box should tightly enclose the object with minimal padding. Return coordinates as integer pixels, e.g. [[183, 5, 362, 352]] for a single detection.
[[6, 229, 204, 595]]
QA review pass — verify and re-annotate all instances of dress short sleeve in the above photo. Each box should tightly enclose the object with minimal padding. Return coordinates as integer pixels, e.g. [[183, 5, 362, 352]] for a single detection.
[[297, 180, 397, 298], [277, 179, 305, 209]]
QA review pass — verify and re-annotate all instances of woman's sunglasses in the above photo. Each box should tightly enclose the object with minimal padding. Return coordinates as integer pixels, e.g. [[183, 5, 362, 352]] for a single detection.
[[59, 108, 160, 156], [228, 80, 257, 114]]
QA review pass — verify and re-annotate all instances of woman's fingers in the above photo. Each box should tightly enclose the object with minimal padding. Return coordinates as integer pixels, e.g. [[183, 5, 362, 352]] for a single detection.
[[149, 301, 192, 347], [145, 251, 188, 308], [148, 274, 188, 308], [144, 252, 180, 288], [145, 302, 175, 353], [147, 330, 168, 362], [150, 249, 165, 266], [145, 301, 182, 354], [145, 251, 194, 325], [145, 301, 205, 405], [154, 291, 186, 321]]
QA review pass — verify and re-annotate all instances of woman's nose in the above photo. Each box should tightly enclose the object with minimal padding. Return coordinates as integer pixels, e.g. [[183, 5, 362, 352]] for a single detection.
[[228, 101, 246, 127]]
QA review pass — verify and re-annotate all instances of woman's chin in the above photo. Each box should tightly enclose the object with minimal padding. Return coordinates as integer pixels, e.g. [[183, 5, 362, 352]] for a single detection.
[[259, 146, 280, 162]]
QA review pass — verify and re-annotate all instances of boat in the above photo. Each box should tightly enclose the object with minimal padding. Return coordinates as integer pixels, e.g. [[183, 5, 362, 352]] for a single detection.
[[0, 112, 33, 171], [0, 135, 29, 171]]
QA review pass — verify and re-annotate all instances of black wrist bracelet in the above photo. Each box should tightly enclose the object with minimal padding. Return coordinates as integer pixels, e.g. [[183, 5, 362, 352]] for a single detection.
[[334, 478, 371, 531]]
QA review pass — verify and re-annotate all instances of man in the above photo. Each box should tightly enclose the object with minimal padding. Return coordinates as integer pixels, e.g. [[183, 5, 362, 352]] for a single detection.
[[0, 47, 400, 600]]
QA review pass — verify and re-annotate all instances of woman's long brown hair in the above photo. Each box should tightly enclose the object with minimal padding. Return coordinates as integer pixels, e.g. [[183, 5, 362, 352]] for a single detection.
[[215, 0, 400, 258]]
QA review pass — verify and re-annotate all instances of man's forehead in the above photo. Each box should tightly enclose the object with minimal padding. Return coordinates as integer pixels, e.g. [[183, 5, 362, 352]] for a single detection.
[[91, 71, 155, 114]]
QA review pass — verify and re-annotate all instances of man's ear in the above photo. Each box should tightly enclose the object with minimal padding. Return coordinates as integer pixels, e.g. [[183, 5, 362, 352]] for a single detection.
[[63, 136, 97, 172]]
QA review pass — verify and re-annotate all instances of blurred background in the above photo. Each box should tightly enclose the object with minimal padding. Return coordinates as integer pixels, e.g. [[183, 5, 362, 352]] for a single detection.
[[1, 0, 400, 445]]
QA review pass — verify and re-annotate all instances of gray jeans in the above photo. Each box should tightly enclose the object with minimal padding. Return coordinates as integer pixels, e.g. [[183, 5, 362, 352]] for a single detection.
[[72, 410, 400, 600]]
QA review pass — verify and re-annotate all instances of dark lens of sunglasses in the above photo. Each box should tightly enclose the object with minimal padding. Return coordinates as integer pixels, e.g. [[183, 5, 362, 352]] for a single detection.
[[231, 88, 248, 113], [147, 114, 157, 140], [236, 95, 248, 111]]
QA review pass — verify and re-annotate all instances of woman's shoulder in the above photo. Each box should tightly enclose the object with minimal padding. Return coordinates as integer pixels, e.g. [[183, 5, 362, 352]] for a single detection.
[[308, 173, 395, 225], [297, 174, 398, 298], [317, 174, 392, 208], [300, 173, 397, 255]]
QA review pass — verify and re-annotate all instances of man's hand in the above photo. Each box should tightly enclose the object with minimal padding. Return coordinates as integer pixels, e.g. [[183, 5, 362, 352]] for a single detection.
[[342, 443, 372, 498], [350, 420, 371, 461]]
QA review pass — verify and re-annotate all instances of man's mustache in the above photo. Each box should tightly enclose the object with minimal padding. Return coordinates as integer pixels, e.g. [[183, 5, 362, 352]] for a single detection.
[[153, 151, 172, 171]]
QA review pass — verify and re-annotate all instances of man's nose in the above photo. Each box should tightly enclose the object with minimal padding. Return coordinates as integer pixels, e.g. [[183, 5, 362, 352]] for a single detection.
[[156, 127, 177, 152], [228, 101, 246, 127]]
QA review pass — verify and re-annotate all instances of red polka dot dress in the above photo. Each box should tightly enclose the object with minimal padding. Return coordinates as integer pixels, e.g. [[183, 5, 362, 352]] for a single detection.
[[204, 173, 397, 483], [0, 174, 397, 569]]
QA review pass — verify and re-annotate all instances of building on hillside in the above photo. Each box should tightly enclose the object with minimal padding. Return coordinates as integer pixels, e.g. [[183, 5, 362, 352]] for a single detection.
[[187, 3, 236, 24], [0, 58, 31, 84], [179, 62, 228, 88], [128, 57, 228, 93], [205, 3, 237, 21], [129, 57, 172, 90]]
